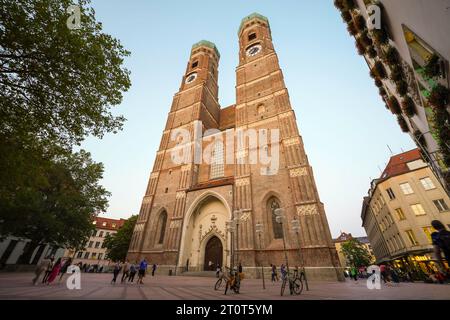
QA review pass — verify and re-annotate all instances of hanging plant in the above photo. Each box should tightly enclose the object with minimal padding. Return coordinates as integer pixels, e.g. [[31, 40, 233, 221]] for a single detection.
[[396, 80, 408, 96], [374, 78, 383, 88], [390, 65, 404, 82], [387, 95, 401, 115], [414, 130, 427, 148], [334, 0, 355, 10], [424, 54, 442, 78], [379, 87, 386, 96], [371, 28, 389, 46], [428, 84, 450, 109], [341, 11, 352, 23], [384, 46, 400, 66], [347, 21, 358, 36], [397, 116, 409, 133], [353, 14, 366, 32], [373, 60, 387, 79], [401, 96, 416, 117], [355, 38, 366, 55], [359, 30, 373, 47], [367, 46, 377, 58]]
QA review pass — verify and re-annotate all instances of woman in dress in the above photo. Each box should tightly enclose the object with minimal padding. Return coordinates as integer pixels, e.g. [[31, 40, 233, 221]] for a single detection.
[[46, 258, 62, 285]]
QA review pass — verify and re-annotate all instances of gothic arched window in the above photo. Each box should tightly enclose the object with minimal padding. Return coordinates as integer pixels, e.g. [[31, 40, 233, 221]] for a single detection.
[[268, 198, 283, 239], [210, 141, 224, 179], [156, 211, 167, 244]]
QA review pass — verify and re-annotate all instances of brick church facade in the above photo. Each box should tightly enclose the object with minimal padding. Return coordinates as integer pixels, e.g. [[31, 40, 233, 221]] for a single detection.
[[127, 13, 342, 280]]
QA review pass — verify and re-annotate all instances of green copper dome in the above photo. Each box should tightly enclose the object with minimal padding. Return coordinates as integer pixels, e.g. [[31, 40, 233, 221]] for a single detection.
[[191, 40, 220, 58], [238, 12, 270, 35]]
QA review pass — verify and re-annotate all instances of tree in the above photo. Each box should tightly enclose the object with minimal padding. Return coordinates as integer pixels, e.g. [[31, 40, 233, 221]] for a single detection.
[[103, 215, 137, 262], [0, 136, 108, 263], [340, 238, 373, 268], [0, 0, 131, 148], [0, 0, 131, 262]]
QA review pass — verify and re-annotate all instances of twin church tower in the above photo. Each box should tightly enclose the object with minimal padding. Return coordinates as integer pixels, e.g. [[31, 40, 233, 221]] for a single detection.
[[127, 13, 341, 280]]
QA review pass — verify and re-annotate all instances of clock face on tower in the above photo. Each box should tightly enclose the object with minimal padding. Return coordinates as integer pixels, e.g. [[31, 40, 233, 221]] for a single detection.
[[246, 44, 262, 57], [185, 72, 197, 84]]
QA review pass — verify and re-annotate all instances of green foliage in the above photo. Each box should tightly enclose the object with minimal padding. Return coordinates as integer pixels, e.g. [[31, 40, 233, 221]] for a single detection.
[[372, 61, 387, 79], [396, 80, 408, 97], [384, 46, 400, 66], [397, 115, 409, 133], [0, 0, 130, 262], [103, 215, 138, 262], [390, 65, 405, 83], [387, 95, 401, 115], [0, 0, 131, 148], [359, 30, 373, 47], [0, 136, 106, 250], [371, 28, 389, 46], [353, 14, 366, 32], [428, 84, 450, 109], [424, 54, 441, 79], [367, 46, 377, 59], [340, 238, 373, 268], [401, 96, 416, 117]]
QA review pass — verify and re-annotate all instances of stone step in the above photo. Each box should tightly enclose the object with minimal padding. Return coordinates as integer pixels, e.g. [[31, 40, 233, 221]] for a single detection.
[[179, 271, 217, 278]]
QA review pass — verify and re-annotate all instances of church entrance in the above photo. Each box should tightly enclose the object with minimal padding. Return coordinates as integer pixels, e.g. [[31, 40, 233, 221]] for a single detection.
[[203, 236, 223, 271]]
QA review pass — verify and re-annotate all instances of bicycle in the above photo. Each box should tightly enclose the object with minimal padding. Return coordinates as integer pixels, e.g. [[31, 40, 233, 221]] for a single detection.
[[214, 270, 229, 290], [280, 270, 303, 296]]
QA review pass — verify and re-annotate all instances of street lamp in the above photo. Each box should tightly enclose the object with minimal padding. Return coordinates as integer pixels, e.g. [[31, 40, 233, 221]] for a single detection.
[[291, 217, 309, 291], [255, 222, 265, 289], [226, 220, 236, 269], [274, 208, 289, 273]]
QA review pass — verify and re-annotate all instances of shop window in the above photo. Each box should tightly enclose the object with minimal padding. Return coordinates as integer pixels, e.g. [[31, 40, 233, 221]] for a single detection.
[[422, 226, 435, 244]]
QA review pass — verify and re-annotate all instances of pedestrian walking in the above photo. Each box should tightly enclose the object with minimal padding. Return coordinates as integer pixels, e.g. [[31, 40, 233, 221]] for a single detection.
[[280, 264, 287, 281], [151, 263, 157, 276], [111, 262, 121, 284], [216, 263, 221, 278], [32, 256, 52, 285], [42, 256, 55, 283], [59, 258, 72, 282], [121, 260, 130, 283], [128, 262, 137, 283], [137, 258, 148, 284], [271, 264, 279, 282], [46, 258, 62, 285], [431, 220, 450, 272]]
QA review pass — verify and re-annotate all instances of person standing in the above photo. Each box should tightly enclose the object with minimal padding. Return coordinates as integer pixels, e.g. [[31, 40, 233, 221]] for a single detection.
[[280, 264, 287, 281], [121, 260, 130, 283], [151, 263, 157, 277], [128, 262, 137, 283], [271, 264, 278, 282], [46, 258, 62, 285], [137, 258, 148, 284], [32, 256, 52, 285], [42, 256, 55, 283], [216, 263, 221, 278], [111, 262, 121, 284], [59, 258, 72, 283], [431, 220, 450, 271], [350, 266, 358, 281]]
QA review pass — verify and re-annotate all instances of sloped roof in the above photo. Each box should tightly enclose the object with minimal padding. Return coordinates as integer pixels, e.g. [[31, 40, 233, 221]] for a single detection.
[[381, 148, 422, 179]]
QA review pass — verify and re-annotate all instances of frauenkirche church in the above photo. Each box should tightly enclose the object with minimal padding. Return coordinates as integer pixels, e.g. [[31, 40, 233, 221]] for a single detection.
[[127, 13, 342, 280]]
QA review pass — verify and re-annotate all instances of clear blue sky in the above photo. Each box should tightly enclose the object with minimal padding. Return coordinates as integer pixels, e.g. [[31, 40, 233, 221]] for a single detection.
[[83, 0, 415, 237]]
